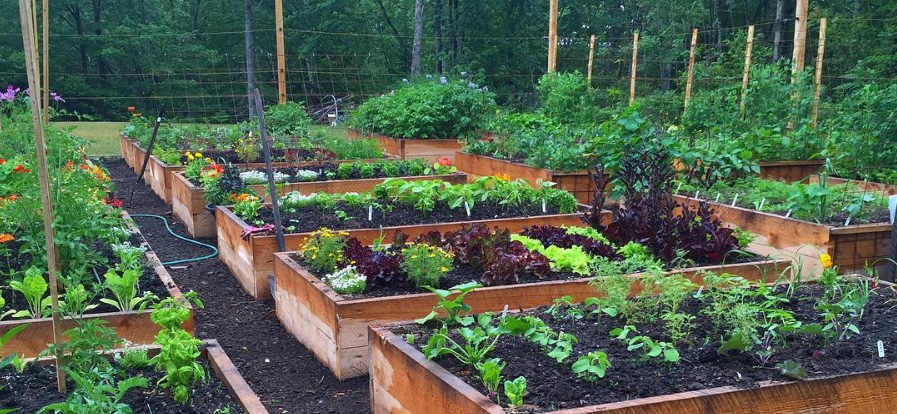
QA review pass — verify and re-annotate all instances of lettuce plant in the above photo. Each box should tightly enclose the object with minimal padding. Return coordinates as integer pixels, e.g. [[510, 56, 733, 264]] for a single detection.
[[10, 267, 50, 318]]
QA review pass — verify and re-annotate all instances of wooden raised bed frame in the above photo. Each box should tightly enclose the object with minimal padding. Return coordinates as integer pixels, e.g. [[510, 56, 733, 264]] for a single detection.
[[348, 128, 462, 163], [675, 195, 892, 273], [274, 253, 787, 380], [758, 160, 824, 183], [171, 171, 467, 238], [0, 212, 194, 359], [216, 206, 599, 301], [809, 175, 897, 197], [455, 152, 597, 204], [369, 322, 897, 414]]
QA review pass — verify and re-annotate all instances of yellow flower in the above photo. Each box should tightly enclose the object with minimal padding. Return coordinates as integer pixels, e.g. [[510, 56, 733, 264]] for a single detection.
[[194, 152, 203, 158], [440, 267, 448, 272], [205, 157, 212, 163], [186, 154, 195, 161], [429, 253, 436, 258], [820, 253, 833, 269]]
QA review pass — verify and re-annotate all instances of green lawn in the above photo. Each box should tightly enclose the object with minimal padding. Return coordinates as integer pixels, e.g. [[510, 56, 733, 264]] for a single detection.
[[55, 121, 349, 157]]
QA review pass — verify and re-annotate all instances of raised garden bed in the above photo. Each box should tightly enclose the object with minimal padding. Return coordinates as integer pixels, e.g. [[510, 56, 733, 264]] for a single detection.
[[811, 175, 897, 197], [675, 195, 891, 273], [348, 128, 462, 163], [171, 166, 466, 238], [120, 135, 138, 170], [370, 276, 897, 414], [273, 251, 787, 379], [217, 208, 594, 301], [2, 339, 267, 414], [758, 160, 824, 183], [0, 212, 194, 359], [456, 152, 597, 204]]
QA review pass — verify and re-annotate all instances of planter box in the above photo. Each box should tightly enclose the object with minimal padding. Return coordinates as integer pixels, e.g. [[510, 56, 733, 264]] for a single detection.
[[348, 129, 462, 163], [369, 324, 897, 414], [456, 152, 598, 204], [675, 195, 892, 273], [0, 212, 194, 358], [120, 135, 138, 169], [809, 176, 897, 197], [758, 160, 824, 183], [171, 171, 468, 239], [217, 207, 597, 301], [273, 253, 787, 380]]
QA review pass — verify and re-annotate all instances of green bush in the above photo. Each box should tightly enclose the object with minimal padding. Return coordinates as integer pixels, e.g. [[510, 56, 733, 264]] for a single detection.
[[350, 78, 497, 139], [264, 101, 312, 139]]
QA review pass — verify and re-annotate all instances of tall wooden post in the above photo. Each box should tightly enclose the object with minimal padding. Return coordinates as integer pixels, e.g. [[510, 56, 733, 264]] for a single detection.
[[811, 18, 827, 129], [547, 0, 559, 73], [629, 32, 639, 105], [683, 28, 698, 111], [586, 34, 596, 88], [792, 0, 810, 82], [41, 0, 48, 123], [274, 0, 287, 104], [739, 25, 755, 121], [17, 0, 64, 393]]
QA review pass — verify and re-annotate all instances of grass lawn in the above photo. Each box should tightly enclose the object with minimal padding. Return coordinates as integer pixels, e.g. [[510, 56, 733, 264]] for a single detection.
[[55, 121, 349, 157]]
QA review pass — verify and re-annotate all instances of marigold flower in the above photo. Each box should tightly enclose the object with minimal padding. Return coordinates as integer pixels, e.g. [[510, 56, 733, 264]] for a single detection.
[[7, 195, 17, 201], [194, 152, 203, 158], [205, 157, 212, 163], [0, 234, 14, 243], [128, 106, 136, 112], [436, 158, 453, 167], [13, 165, 24, 173], [493, 173, 511, 181], [0, 159, 5, 165], [187, 154, 195, 161], [819, 253, 833, 269]]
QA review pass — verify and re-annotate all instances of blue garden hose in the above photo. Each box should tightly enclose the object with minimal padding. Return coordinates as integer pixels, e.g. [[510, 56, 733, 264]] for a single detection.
[[130, 214, 219, 265]]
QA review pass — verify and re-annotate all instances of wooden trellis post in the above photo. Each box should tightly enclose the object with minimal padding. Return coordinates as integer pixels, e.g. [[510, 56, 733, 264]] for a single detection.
[[629, 32, 639, 105], [792, 0, 809, 82], [586, 34, 596, 88], [547, 0, 559, 73], [41, 0, 48, 123], [683, 28, 698, 111], [275, 0, 287, 104], [17, 0, 65, 393], [739, 25, 755, 120], [811, 18, 827, 129]]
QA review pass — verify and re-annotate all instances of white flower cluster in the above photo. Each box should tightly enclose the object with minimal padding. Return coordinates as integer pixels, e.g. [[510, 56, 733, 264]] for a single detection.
[[281, 191, 318, 210], [323, 266, 366, 295], [240, 170, 290, 185], [292, 169, 319, 182], [111, 241, 147, 255]]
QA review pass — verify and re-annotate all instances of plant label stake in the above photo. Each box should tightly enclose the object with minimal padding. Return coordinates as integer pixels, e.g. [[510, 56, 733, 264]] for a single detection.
[[541, 198, 546, 213], [675, 183, 682, 194], [844, 216, 852, 227], [758, 198, 766, 211], [888, 195, 897, 281], [253, 89, 286, 253], [878, 340, 885, 358], [464, 202, 471, 217], [732, 193, 739, 206], [785, 209, 793, 218], [368, 205, 373, 221], [715, 193, 720, 202], [694, 190, 700, 200], [130, 104, 166, 202]]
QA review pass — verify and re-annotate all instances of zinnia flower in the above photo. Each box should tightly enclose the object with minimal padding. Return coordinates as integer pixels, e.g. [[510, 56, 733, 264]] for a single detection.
[[0, 233, 14, 243], [128, 106, 136, 112], [436, 158, 453, 167], [13, 165, 24, 173], [820, 253, 833, 269]]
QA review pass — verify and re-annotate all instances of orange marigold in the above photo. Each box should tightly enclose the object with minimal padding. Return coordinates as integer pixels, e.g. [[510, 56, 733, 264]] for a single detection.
[[0, 234, 14, 243]]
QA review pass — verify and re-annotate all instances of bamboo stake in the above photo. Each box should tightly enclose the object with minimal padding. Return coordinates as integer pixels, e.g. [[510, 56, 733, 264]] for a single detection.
[[811, 18, 827, 129], [41, 0, 48, 123], [547, 0, 559, 73], [586, 34, 596, 88], [275, 0, 287, 104], [17, 0, 65, 393], [683, 28, 698, 111], [740, 25, 755, 121], [629, 32, 639, 105], [792, 0, 809, 82]]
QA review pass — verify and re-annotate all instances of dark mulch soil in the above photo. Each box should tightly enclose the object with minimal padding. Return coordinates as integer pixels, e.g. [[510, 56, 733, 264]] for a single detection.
[[256, 202, 565, 233], [0, 359, 240, 413], [400, 283, 897, 413], [101, 158, 369, 413], [0, 233, 170, 315]]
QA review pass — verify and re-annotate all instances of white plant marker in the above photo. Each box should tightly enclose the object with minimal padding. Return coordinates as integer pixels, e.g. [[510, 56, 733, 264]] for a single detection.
[[785, 209, 792, 218], [844, 216, 852, 226], [889, 195, 897, 224], [368, 205, 373, 221], [694, 190, 700, 199], [758, 198, 766, 211], [878, 340, 885, 358], [501, 304, 509, 318], [542, 198, 547, 213], [732, 193, 739, 206], [675, 183, 682, 194], [464, 201, 471, 217], [715, 193, 721, 202]]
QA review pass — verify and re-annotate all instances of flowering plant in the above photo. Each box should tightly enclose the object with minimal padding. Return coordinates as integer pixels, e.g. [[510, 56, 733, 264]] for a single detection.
[[322, 266, 366, 295], [400, 244, 454, 288], [183, 152, 212, 180], [301, 228, 349, 274], [231, 193, 262, 222]]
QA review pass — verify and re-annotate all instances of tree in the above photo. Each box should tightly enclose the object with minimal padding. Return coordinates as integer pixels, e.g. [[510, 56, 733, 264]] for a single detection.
[[411, 0, 424, 76]]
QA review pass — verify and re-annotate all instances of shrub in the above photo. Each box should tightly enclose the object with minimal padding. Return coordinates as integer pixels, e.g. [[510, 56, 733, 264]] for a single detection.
[[264, 101, 312, 139], [400, 244, 454, 288], [351, 78, 496, 139]]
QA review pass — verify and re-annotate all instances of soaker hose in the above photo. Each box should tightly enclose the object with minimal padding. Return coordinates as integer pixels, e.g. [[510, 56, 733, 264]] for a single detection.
[[130, 214, 218, 265]]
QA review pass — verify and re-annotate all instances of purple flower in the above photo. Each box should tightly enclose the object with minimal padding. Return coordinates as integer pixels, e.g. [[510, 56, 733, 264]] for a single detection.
[[439, 77, 448, 85], [0, 85, 20, 102], [482, 86, 489, 92], [50, 92, 65, 102], [460, 71, 468, 78], [468, 82, 477, 89]]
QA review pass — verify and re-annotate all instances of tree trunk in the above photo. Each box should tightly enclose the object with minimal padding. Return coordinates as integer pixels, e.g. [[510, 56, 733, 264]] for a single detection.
[[435, 0, 443, 74], [772, 0, 784, 61], [244, 0, 258, 118], [449, 0, 458, 71], [376, 0, 409, 65], [411, 0, 424, 76]]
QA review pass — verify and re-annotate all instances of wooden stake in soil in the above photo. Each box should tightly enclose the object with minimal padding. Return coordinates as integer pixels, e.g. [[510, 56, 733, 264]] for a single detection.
[[253, 89, 286, 253], [811, 18, 827, 129], [41, 0, 48, 124], [629, 32, 639, 105], [684, 28, 698, 111], [739, 25, 755, 121], [16, 0, 65, 393], [547, 0, 559, 73], [274, 0, 287, 104], [587, 34, 596, 88]]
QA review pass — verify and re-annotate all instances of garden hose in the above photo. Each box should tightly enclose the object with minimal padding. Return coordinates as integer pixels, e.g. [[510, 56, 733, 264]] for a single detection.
[[129, 214, 219, 265]]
